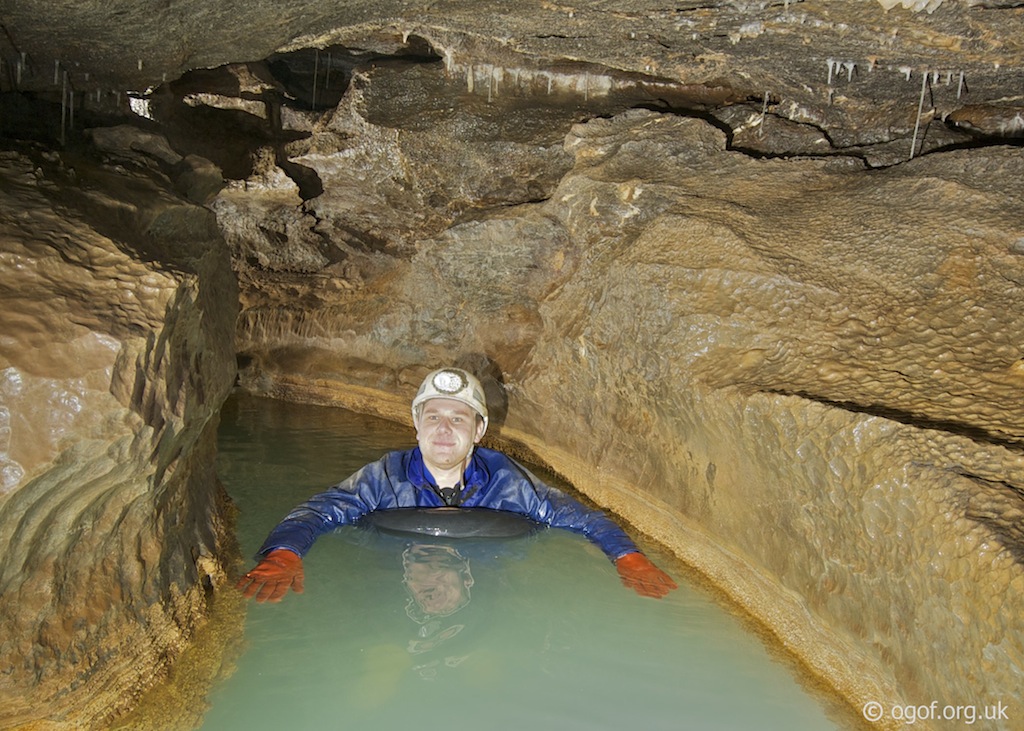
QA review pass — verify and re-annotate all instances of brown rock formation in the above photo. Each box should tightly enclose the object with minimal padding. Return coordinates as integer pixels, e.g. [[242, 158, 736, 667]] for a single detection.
[[0, 142, 239, 728], [2, 0, 1024, 728]]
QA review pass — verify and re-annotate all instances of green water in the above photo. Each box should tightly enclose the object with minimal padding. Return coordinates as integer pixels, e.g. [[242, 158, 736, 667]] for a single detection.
[[200, 393, 847, 731]]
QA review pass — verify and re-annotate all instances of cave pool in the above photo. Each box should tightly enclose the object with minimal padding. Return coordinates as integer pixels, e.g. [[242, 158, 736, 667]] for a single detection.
[[198, 392, 853, 730]]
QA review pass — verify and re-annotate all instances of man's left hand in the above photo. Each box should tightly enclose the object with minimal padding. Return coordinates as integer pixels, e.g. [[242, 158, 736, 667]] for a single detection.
[[615, 552, 678, 598]]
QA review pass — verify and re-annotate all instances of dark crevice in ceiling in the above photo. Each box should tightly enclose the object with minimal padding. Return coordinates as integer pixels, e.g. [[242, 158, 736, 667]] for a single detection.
[[265, 39, 443, 113]]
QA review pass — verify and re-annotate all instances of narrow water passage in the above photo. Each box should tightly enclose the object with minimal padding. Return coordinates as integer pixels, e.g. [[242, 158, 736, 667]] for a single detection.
[[201, 393, 848, 730]]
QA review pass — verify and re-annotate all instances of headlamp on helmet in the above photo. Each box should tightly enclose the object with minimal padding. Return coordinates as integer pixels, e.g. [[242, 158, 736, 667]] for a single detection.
[[412, 368, 489, 436]]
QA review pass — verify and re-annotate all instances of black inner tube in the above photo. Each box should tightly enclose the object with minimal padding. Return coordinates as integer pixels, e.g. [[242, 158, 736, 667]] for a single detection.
[[361, 507, 540, 539]]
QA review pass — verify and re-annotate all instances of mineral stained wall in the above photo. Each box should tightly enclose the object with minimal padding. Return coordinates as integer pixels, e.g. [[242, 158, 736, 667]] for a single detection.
[[0, 145, 239, 729]]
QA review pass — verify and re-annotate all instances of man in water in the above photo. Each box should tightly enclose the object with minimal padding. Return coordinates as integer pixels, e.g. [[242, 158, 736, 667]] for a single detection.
[[237, 367, 678, 602]]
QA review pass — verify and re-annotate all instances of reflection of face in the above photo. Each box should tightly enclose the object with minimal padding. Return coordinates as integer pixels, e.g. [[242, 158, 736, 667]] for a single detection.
[[405, 562, 472, 615], [414, 398, 484, 479], [403, 545, 474, 621]]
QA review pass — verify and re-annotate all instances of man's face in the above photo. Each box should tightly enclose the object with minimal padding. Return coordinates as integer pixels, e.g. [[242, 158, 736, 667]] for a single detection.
[[414, 398, 484, 476]]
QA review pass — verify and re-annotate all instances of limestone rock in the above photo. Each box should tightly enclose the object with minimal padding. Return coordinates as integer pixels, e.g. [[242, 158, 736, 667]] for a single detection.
[[0, 143, 239, 729], [947, 103, 1024, 138], [4, 0, 1024, 726], [6, 0, 1024, 163], [175, 154, 226, 205]]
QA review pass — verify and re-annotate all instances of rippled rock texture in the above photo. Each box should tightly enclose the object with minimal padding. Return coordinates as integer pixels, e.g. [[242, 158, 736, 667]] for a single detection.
[[3, 0, 1024, 728], [0, 143, 238, 728]]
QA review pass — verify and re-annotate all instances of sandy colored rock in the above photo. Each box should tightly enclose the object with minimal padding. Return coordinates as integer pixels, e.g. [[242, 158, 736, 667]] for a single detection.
[[0, 145, 239, 729], [3, 1, 1024, 728]]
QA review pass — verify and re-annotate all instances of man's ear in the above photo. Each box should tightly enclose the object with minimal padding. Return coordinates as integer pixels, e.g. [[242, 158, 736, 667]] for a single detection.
[[474, 417, 486, 443]]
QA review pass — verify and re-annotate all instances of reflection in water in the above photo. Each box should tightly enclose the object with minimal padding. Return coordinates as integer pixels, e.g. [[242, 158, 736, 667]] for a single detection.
[[336, 531, 528, 715], [405, 544, 474, 622], [403, 544, 474, 678]]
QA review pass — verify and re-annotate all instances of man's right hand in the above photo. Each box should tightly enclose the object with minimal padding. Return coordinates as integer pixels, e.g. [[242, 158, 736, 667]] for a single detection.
[[236, 548, 305, 602]]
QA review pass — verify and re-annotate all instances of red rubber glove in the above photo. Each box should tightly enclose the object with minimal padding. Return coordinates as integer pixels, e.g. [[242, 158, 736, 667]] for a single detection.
[[236, 548, 305, 603], [615, 552, 678, 598]]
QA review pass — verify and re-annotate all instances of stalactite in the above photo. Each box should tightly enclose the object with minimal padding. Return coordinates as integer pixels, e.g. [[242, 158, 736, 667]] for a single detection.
[[910, 70, 929, 159], [312, 49, 319, 111]]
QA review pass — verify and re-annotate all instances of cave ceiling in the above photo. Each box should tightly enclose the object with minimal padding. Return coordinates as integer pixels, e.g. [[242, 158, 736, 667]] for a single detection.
[[2, 0, 1022, 166]]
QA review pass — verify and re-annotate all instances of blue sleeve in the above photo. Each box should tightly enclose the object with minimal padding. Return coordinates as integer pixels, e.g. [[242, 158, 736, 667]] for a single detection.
[[256, 453, 406, 557], [472, 451, 640, 561]]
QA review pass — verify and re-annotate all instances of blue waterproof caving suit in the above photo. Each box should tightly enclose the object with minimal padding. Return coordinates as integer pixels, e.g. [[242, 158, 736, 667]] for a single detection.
[[258, 446, 640, 561]]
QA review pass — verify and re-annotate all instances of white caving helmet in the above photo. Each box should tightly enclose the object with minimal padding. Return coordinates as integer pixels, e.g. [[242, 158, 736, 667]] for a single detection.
[[412, 368, 489, 437]]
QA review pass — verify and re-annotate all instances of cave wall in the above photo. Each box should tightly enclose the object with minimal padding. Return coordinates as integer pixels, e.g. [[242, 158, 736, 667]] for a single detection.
[[513, 113, 1024, 714], [0, 144, 239, 729], [227, 61, 1024, 727], [1, 0, 1024, 728]]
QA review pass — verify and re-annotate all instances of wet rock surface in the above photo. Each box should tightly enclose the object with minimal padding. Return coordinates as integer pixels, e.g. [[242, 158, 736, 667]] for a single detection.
[[0, 144, 239, 728], [2, 0, 1024, 728]]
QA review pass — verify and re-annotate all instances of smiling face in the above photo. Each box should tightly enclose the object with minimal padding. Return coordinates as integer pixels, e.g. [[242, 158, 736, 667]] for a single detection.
[[414, 397, 485, 485]]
